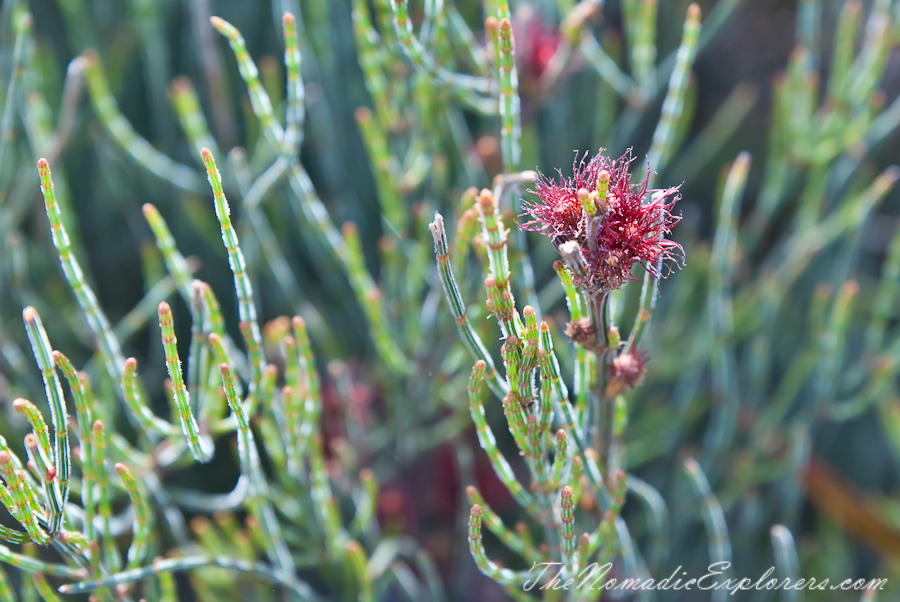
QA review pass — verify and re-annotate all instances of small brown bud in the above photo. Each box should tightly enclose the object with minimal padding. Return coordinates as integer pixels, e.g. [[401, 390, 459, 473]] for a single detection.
[[565, 317, 595, 346], [477, 188, 494, 211], [465, 485, 478, 501], [475, 136, 501, 174], [190, 516, 210, 534]]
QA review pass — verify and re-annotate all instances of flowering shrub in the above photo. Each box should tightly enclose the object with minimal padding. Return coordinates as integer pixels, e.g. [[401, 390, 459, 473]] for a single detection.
[[0, 0, 898, 601]]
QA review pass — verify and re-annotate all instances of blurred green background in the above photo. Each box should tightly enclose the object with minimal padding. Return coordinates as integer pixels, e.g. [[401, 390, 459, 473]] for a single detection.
[[3, 0, 900, 600]]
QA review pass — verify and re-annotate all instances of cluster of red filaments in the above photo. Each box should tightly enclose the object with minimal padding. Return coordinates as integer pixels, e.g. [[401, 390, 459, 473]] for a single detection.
[[522, 150, 683, 293]]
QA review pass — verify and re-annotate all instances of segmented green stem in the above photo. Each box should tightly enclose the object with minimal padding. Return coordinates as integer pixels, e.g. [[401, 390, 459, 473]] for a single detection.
[[286, 167, 403, 376], [91, 421, 119, 570], [704, 153, 751, 458], [522, 307, 539, 371], [646, 4, 701, 180], [293, 317, 321, 463], [58, 555, 317, 598], [282, 13, 305, 151], [142, 203, 193, 296], [468, 362, 537, 514], [632, 0, 658, 87], [281, 384, 303, 477], [500, 339, 526, 420], [551, 429, 568, 490], [201, 148, 265, 397], [211, 17, 398, 379], [355, 108, 404, 230], [684, 457, 732, 602], [586, 472, 627, 558], [827, 0, 861, 104], [467, 505, 528, 586], [340, 223, 409, 373], [816, 280, 858, 412], [22, 308, 68, 534], [187, 281, 212, 426], [37, 159, 131, 395], [537, 322, 609, 502], [114, 463, 151, 569], [0, 486, 21, 532], [372, 0, 399, 52], [579, 32, 638, 99], [497, 19, 521, 171], [219, 364, 296, 581], [0, 544, 81, 578], [219, 365, 249, 436], [82, 52, 204, 193], [22, 433, 55, 500], [429, 214, 508, 398], [845, 0, 891, 106], [390, 0, 495, 97], [168, 76, 219, 164], [534, 354, 554, 463], [351, 0, 393, 128], [0, 453, 46, 545], [310, 436, 345, 554], [279, 342, 302, 475], [122, 358, 177, 437], [51, 354, 95, 540], [446, 5, 490, 76], [0, 564, 13, 602], [766, 167, 898, 305], [141, 204, 202, 311], [209, 17, 284, 150], [346, 541, 373, 602], [867, 216, 900, 352], [560, 486, 576, 574], [465, 486, 537, 562], [351, 469, 378, 535], [12, 399, 50, 460], [0, 13, 31, 185], [476, 190, 522, 337], [0, 526, 27, 546], [539, 322, 570, 407], [768, 524, 803, 602], [502, 392, 530, 457], [158, 302, 213, 462], [554, 261, 591, 417]]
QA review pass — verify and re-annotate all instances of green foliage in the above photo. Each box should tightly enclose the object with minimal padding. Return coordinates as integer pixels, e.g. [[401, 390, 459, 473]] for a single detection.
[[0, 0, 898, 601]]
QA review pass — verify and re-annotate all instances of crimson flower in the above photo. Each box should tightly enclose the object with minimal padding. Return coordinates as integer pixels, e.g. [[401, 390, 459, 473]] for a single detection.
[[519, 15, 561, 82], [522, 149, 683, 293]]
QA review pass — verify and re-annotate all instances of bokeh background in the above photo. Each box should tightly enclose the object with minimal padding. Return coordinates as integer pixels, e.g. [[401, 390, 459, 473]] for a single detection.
[[2, 0, 900, 600]]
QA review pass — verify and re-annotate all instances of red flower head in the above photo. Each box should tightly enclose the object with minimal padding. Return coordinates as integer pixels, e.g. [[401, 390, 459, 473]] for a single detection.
[[521, 149, 683, 293], [518, 13, 561, 81]]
